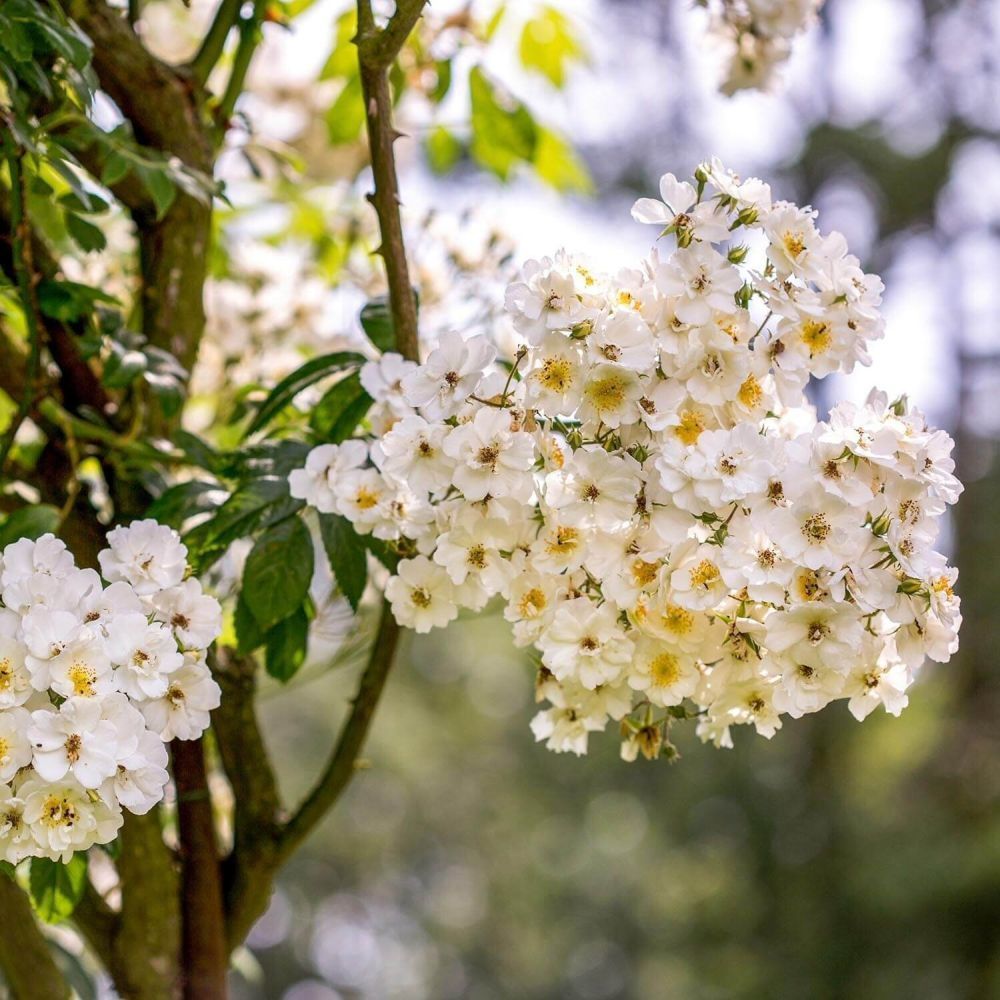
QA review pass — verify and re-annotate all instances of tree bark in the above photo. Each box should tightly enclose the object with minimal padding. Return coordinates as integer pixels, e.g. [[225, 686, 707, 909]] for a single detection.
[[0, 876, 71, 1000]]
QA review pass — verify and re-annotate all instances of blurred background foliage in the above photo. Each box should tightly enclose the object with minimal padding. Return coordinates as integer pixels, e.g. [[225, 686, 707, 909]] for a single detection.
[[3, 0, 999, 996]]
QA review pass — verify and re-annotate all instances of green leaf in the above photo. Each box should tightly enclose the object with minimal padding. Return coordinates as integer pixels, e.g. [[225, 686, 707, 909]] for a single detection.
[[518, 5, 585, 88], [234, 590, 265, 654], [469, 67, 538, 181], [265, 605, 310, 682], [145, 481, 226, 529], [318, 513, 367, 611], [183, 476, 292, 571], [65, 212, 107, 253], [100, 151, 131, 187], [313, 377, 374, 444], [325, 74, 365, 145], [533, 127, 593, 194], [28, 854, 88, 924], [0, 504, 60, 547], [102, 341, 148, 389], [319, 10, 358, 79], [243, 351, 365, 438], [426, 125, 462, 174], [242, 517, 315, 631], [358, 296, 395, 352], [37, 280, 116, 322], [134, 164, 177, 220]]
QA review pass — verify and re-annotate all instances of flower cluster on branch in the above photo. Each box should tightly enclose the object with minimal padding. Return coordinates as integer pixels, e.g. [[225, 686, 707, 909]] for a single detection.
[[700, 0, 825, 94], [290, 160, 961, 760], [0, 523, 222, 861]]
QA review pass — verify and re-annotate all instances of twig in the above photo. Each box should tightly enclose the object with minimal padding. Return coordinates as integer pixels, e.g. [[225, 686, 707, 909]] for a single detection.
[[191, 0, 244, 84], [216, 0, 268, 129], [356, 0, 427, 362], [279, 600, 402, 858]]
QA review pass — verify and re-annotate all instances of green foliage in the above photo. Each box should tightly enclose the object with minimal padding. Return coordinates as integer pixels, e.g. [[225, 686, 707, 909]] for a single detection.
[[242, 517, 315, 631], [318, 513, 368, 611], [469, 66, 537, 181], [518, 5, 586, 88], [533, 127, 594, 194], [242, 351, 366, 438], [426, 125, 463, 174], [265, 605, 310, 682], [145, 481, 227, 529], [0, 504, 60, 546], [358, 296, 396, 353], [184, 476, 302, 574], [309, 372, 374, 443], [28, 854, 88, 924]]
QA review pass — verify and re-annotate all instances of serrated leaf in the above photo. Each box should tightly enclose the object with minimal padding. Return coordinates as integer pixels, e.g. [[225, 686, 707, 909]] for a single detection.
[[183, 476, 290, 570], [145, 481, 225, 529], [265, 605, 310, 682], [243, 351, 365, 439], [37, 280, 116, 322], [28, 854, 87, 924], [65, 213, 107, 253], [0, 504, 60, 547], [242, 517, 315, 631], [318, 513, 367, 611]]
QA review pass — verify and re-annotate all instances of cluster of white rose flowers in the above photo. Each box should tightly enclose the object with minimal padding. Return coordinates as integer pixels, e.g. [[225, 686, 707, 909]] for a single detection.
[[289, 159, 961, 761], [699, 0, 825, 94], [0, 521, 222, 862]]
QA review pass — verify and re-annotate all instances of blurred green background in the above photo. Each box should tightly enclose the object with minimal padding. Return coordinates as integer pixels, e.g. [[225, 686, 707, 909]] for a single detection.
[[221, 0, 1000, 996]]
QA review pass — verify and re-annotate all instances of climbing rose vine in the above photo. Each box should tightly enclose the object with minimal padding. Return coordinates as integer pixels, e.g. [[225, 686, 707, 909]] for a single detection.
[[289, 160, 961, 760], [0, 523, 222, 861]]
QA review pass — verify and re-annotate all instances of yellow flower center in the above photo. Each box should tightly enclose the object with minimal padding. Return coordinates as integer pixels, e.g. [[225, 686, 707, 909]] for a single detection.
[[674, 409, 705, 445], [584, 372, 630, 413], [649, 652, 681, 687], [517, 588, 547, 618], [800, 320, 833, 356], [536, 357, 575, 394], [737, 373, 762, 409], [661, 603, 694, 636], [68, 662, 97, 698], [689, 559, 720, 590]]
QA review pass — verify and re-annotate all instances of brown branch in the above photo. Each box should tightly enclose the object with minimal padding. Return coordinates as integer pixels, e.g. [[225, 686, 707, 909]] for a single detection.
[[0, 876, 70, 999], [210, 647, 283, 951], [172, 738, 228, 999], [0, 186, 113, 418], [360, 0, 430, 70], [280, 601, 402, 858], [68, 1, 212, 171], [69, 1, 214, 377], [356, 0, 425, 362], [112, 811, 182, 999]]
